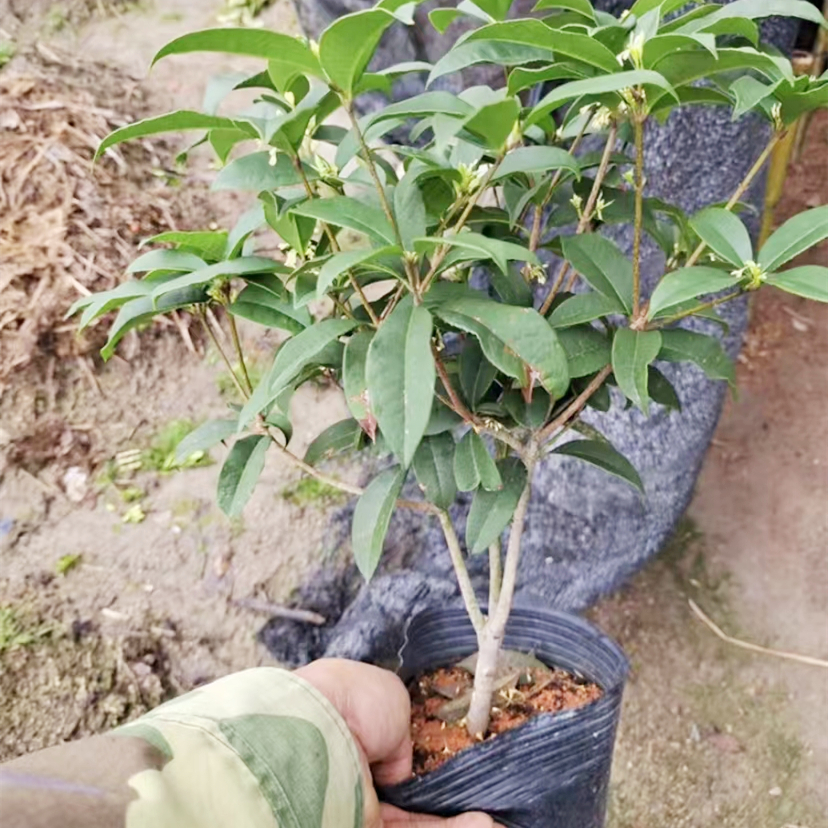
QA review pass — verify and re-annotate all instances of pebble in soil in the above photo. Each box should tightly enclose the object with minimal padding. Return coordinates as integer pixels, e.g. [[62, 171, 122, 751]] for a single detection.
[[409, 664, 603, 775]]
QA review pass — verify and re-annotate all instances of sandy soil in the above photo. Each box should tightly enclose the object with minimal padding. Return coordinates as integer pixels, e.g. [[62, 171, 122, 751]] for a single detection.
[[0, 2, 826, 824]]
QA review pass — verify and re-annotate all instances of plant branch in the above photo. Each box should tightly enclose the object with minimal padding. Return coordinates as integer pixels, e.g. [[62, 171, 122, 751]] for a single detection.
[[438, 510, 486, 634], [632, 115, 645, 318], [538, 365, 613, 444], [652, 289, 745, 327], [539, 123, 618, 314], [686, 131, 782, 268], [201, 313, 248, 401], [433, 345, 475, 423], [488, 539, 502, 610], [227, 312, 253, 395]]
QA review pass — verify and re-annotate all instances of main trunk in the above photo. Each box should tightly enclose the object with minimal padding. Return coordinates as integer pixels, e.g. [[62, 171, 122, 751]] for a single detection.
[[466, 623, 504, 738]]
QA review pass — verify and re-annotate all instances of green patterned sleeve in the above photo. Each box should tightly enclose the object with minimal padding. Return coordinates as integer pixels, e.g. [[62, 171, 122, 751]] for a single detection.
[[0, 668, 366, 828]]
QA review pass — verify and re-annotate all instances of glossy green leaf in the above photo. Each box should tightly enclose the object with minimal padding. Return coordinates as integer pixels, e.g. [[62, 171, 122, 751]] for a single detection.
[[647, 266, 737, 320], [291, 196, 396, 247], [217, 435, 269, 517], [175, 419, 237, 465], [758, 205, 828, 272], [343, 331, 374, 425], [463, 97, 520, 150], [658, 329, 735, 385], [459, 339, 499, 408], [689, 208, 753, 267], [239, 319, 357, 429], [552, 439, 643, 492], [526, 70, 677, 127], [213, 152, 310, 192], [611, 328, 663, 414], [675, 0, 828, 32], [429, 42, 554, 84], [96, 112, 256, 158], [653, 47, 792, 92], [648, 365, 681, 412], [642, 34, 717, 70], [352, 467, 406, 579], [464, 20, 619, 73], [473, 0, 513, 20], [127, 249, 206, 274], [412, 433, 458, 510], [454, 430, 502, 493], [767, 266, 828, 302], [319, 9, 399, 97], [369, 91, 473, 126], [417, 232, 538, 275], [317, 246, 402, 299], [465, 458, 527, 554], [141, 231, 228, 262], [730, 76, 780, 120], [561, 235, 634, 313], [394, 175, 427, 251], [366, 297, 435, 467], [492, 146, 580, 181], [532, 0, 595, 20], [629, 0, 688, 17], [304, 419, 364, 466], [548, 292, 623, 328], [229, 284, 309, 334], [507, 62, 588, 96], [151, 257, 282, 302], [490, 264, 534, 308], [557, 326, 612, 378], [428, 284, 570, 397], [503, 388, 552, 428], [226, 204, 267, 258]]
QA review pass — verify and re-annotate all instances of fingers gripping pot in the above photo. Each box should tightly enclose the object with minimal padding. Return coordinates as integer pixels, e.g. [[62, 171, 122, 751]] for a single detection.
[[380, 607, 628, 828]]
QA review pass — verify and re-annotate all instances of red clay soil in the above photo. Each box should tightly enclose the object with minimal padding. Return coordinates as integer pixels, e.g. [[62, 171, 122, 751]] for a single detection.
[[409, 664, 603, 775]]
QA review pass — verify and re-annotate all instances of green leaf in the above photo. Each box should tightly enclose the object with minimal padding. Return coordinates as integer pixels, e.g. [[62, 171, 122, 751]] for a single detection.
[[490, 264, 534, 308], [473, 0, 513, 21], [647, 266, 737, 320], [428, 284, 570, 398], [464, 20, 619, 73], [548, 292, 623, 328], [689, 208, 753, 267], [465, 458, 527, 554], [675, 0, 828, 31], [758, 205, 828, 272], [767, 265, 828, 302], [561, 235, 634, 313], [153, 29, 322, 83], [213, 152, 311, 192], [217, 435, 269, 517], [151, 257, 282, 302], [369, 91, 473, 125], [317, 246, 402, 299], [229, 284, 309, 334], [239, 319, 357, 429], [526, 70, 677, 127], [730, 76, 780, 120], [417, 232, 538, 275], [459, 339, 499, 408], [653, 48, 792, 92], [304, 419, 364, 466], [429, 41, 554, 83], [611, 328, 663, 414], [552, 439, 643, 492], [96, 112, 256, 158], [463, 97, 520, 150], [557, 326, 612, 378], [532, 0, 596, 21], [454, 430, 502, 493], [141, 231, 228, 262], [343, 331, 373, 425], [503, 389, 552, 428], [174, 419, 237, 465], [412, 433, 457, 510], [319, 8, 399, 97], [366, 297, 435, 467], [127, 249, 207, 274], [70, 280, 153, 329], [352, 467, 406, 579], [394, 175, 427, 251], [658, 329, 735, 386], [642, 34, 718, 71], [648, 365, 681, 411], [227, 204, 267, 258], [291, 196, 396, 247], [507, 63, 587, 96], [492, 146, 580, 181]]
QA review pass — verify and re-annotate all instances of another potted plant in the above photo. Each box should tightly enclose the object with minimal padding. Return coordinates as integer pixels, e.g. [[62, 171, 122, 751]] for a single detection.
[[73, 0, 828, 824]]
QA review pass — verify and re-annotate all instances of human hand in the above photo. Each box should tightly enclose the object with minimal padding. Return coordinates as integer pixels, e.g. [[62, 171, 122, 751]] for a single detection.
[[296, 659, 499, 828]]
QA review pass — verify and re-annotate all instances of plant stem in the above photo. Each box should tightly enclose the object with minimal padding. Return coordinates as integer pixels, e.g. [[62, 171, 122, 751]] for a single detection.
[[652, 289, 745, 326], [488, 539, 502, 610], [433, 346, 476, 424], [466, 455, 536, 737], [438, 510, 486, 635], [539, 123, 618, 315], [227, 312, 253, 395], [632, 115, 645, 319], [201, 314, 248, 401], [685, 131, 782, 268], [538, 365, 613, 445]]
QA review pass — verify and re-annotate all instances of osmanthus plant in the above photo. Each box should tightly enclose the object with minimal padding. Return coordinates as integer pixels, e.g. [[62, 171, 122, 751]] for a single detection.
[[74, 0, 828, 736]]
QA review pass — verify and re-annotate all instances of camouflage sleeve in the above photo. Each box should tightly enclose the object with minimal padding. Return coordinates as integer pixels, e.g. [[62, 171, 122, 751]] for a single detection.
[[0, 667, 366, 828]]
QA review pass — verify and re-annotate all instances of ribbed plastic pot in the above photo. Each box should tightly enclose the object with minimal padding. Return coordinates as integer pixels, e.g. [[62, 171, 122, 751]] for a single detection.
[[380, 606, 628, 828]]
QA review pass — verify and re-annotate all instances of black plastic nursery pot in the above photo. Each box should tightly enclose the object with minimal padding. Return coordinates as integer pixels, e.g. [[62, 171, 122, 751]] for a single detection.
[[380, 606, 629, 828]]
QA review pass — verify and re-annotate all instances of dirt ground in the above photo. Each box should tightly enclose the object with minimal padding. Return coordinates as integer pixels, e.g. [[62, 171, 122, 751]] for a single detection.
[[0, 2, 826, 825]]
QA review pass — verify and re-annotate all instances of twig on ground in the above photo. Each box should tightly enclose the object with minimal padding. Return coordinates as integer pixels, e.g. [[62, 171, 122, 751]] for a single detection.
[[231, 598, 326, 626]]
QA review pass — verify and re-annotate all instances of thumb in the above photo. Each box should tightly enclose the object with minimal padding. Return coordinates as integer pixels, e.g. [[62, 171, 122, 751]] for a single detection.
[[379, 803, 502, 827]]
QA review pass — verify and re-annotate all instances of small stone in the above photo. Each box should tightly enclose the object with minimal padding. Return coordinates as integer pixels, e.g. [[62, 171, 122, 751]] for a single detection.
[[769, 786, 782, 797], [62, 466, 89, 503]]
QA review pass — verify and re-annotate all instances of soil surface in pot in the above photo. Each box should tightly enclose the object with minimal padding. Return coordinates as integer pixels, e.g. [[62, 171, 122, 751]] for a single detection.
[[409, 663, 603, 775]]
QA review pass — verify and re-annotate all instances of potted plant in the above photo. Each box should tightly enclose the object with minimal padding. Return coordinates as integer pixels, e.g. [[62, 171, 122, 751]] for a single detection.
[[73, 0, 828, 824]]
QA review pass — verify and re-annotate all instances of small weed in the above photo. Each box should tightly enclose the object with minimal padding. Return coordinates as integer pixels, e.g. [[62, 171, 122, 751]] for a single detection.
[[142, 419, 211, 473], [55, 553, 82, 576], [44, 4, 70, 32], [122, 503, 146, 524], [0, 607, 50, 653], [0, 39, 16, 68], [282, 477, 345, 507]]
